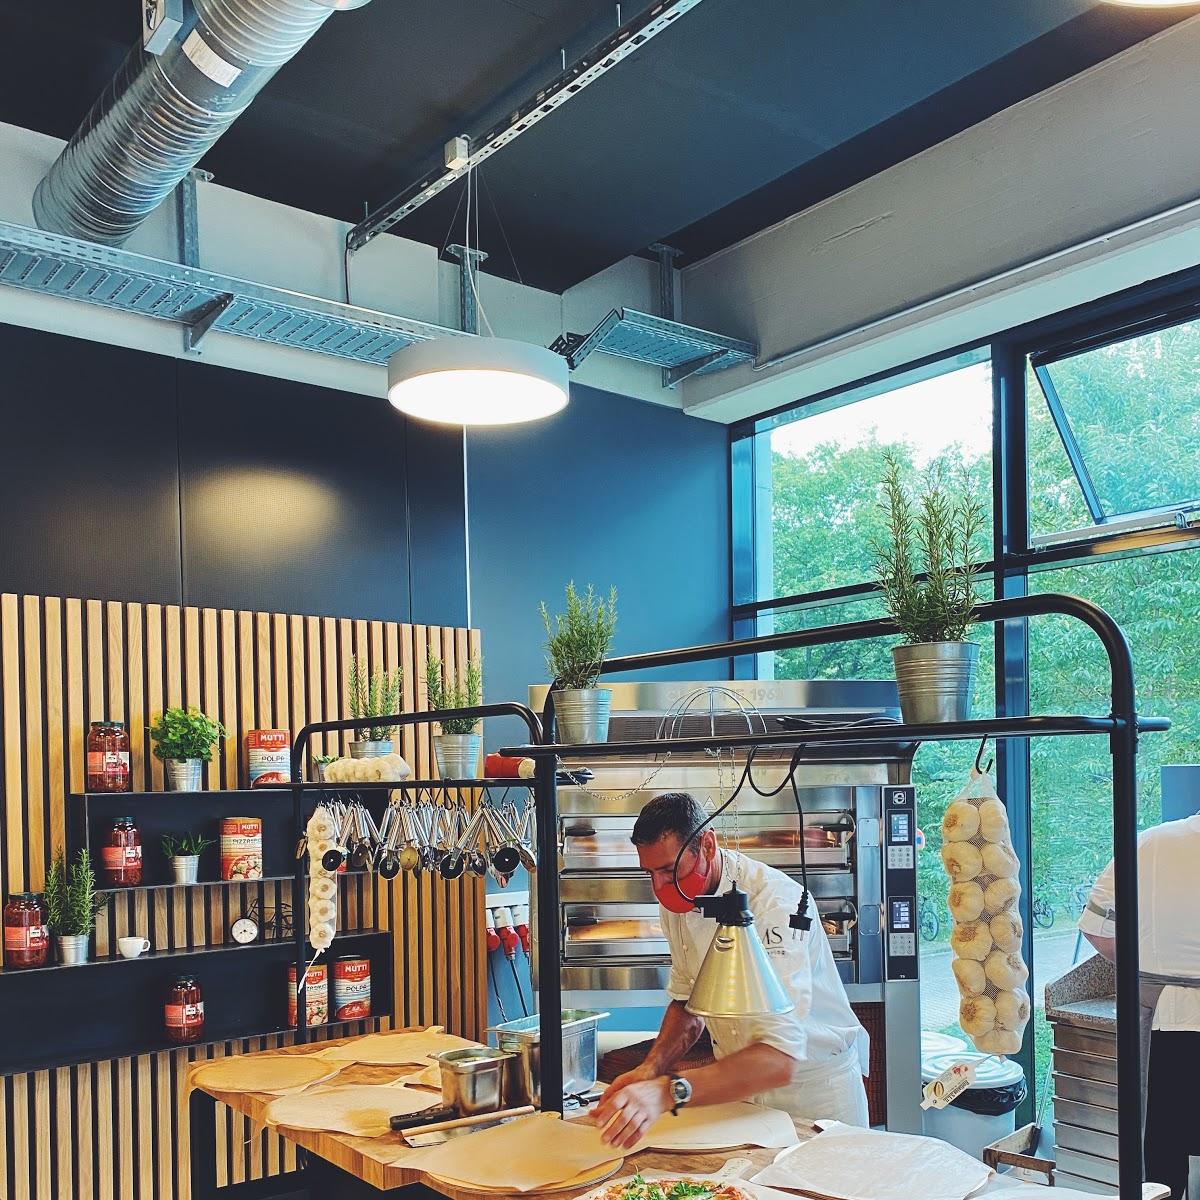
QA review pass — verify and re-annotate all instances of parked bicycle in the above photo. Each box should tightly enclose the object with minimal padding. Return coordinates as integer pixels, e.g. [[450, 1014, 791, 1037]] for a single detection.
[[918, 897, 941, 942], [1031, 894, 1055, 929]]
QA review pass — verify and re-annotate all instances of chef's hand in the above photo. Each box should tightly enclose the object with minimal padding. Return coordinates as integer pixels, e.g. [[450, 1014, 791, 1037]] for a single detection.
[[603, 1061, 661, 1096], [593, 1076, 671, 1149]]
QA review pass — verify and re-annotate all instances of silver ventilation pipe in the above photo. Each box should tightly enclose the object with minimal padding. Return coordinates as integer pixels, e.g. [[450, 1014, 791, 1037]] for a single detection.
[[33, 0, 369, 246]]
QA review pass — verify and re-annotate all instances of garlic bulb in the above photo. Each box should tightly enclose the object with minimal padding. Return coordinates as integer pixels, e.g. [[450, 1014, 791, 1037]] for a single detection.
[[948, 882, 986, 923], [942, 801, 981, 843], [951, 921, 993, 962], [983, 876, 1021, 913], [942, 842, 984, 883], [982, 842, 1020, 879], [989, 911, 1023, 952], [995, 989, 1031, 1030], [985, 949, 1029, 990], [960, 995, 997, 1037], [975, 1027, 1022, 1056], [978, 798, 1009, 843], [952, 958, 987, 997]]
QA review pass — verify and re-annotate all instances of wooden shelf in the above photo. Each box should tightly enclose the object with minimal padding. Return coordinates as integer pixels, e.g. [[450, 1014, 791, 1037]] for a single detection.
[[0, 929, 393, 1076]]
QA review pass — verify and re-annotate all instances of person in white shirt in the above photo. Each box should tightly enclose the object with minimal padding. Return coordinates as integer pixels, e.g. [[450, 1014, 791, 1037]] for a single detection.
[[1078, 813, 1200, 1199], [594, 791, 870, 1149]]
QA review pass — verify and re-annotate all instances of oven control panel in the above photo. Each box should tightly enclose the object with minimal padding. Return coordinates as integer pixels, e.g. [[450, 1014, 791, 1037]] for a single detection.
[[883, 785, 918, 980]]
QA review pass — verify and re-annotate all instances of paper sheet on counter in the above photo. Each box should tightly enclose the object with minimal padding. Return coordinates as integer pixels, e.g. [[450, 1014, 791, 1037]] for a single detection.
[[640, 1102, 799, 1151], [317, 1027, 480, 1065], [749, 1121, 992, 1200], [264, 1083, 439, 1138], [403, 1111, 624, 1193], [189, 1055, 343, 1096]]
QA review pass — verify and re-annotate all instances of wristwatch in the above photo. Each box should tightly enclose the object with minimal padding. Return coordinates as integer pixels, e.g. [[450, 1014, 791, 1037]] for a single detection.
[[667, 1073, 693, 1116]]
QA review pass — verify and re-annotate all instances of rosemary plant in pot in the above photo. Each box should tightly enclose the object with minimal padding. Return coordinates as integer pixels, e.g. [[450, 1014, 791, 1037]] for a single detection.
[[45, 848, 108, 965], [161, 831, 215, 886], [149, 706, 228, 791], [541, 583, 618, 744], [425, 653, 483, 779], [873, 452, 986, 723], [348, 656, 403, 758]]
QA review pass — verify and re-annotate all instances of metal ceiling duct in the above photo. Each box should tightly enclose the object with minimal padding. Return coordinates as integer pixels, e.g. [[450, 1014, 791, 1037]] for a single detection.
[[33, 0, 368, 246]]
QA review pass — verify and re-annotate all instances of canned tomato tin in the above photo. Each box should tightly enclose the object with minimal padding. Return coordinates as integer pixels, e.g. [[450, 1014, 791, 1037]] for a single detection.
[[246, 729, 291, 788], [287, 962, 328, 1027], [332, 956, 371, 1020], [219, 817, 263, 881]]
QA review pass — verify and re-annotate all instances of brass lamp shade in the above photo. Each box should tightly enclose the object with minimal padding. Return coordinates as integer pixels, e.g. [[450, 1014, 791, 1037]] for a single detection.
[[685, 887, 795, 1019]]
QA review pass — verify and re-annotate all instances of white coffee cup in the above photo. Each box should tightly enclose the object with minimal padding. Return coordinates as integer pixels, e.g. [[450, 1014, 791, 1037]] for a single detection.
[[118, 936, 151, 959]]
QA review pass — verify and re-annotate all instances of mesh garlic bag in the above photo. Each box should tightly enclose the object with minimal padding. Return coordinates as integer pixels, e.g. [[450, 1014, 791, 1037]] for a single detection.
[[940, 767, 1031, 1055], [305, 807, 338, 950]]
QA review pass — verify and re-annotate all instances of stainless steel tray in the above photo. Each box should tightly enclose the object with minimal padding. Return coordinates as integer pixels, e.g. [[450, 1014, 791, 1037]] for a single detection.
[[1052, 1048, 1117, 1085], [1053, 1097, 1118, 1136], [1054, 1170, 1118, 1195], [1052, 1071, 1117, 1110], [1053, 1024, 1115, 1058], [1054, 1147, 1119, 1186], [1054, 1121, 1119, 1160]]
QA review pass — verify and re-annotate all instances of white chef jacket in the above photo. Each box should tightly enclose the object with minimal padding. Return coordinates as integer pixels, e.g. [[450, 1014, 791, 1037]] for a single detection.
[[1077, 814, 1200, 1031], [661, 850, 869, 1075]]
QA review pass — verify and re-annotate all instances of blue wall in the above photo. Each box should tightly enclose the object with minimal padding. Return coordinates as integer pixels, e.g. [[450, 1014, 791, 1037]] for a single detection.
[[467, 383, 732, 1029]]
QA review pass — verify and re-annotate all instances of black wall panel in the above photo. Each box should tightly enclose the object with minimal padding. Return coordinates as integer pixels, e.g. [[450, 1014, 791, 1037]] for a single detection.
[[0, 322, 469, 623], [0, 323, 182, 603]]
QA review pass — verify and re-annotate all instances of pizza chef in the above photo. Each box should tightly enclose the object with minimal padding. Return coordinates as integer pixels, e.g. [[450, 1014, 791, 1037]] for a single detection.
[[594, 791, 870, 1149]]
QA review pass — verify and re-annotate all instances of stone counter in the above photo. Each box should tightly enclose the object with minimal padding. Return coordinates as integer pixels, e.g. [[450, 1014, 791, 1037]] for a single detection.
[[1045, 953, 1116, 1030]]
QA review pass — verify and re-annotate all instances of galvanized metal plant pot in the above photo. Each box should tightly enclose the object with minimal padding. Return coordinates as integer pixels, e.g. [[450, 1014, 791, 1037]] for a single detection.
[[892, 641, 979, 724], [433, 733, 482, 780], [55, 934, 89, 966], [349, 739, 393, 759], [171, 855, 199, 886], [553, 687, 613, 744], [165, 758, 202, 791]]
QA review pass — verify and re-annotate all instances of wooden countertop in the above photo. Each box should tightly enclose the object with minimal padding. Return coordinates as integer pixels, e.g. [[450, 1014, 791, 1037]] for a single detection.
[[187, 1030, 803, 1197]]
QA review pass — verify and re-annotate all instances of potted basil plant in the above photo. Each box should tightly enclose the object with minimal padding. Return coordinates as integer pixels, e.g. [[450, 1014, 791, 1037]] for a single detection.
[[540, 583, 618, 744], [425, 652, 483, 780], [873, 451, 986, 723], [347, 656, 403, 758], [45, 848, 108, 965], [149, 706, 228, 791], [161, 831, 216, 886]]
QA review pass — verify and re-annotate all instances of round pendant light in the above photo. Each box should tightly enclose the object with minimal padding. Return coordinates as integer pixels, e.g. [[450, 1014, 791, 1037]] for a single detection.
[[1103, 1, 1200, 5], [387, 337, 569, 427]]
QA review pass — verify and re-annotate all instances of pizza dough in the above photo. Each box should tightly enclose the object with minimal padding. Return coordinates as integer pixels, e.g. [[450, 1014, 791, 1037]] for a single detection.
[[319, 1028, 481, 1065], [428, 1158, 623, 1196], [405, 1112, 623, 1193], [265, 1083, 438, 1137], [639, 1102, 799, 1150], [190, 1054, 341, 1095], [397, 1063, 442, 1089]]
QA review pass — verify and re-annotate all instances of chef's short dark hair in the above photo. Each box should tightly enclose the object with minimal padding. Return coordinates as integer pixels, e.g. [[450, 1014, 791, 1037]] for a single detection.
[[631, 792, 706, 849]]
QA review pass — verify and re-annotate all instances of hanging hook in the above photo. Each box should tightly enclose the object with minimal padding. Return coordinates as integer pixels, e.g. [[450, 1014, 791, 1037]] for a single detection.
[[975, 736, 993, 774]]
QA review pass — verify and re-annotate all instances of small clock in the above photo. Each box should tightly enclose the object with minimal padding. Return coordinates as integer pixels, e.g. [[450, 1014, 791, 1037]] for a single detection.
[[229, 915, 260, 945]]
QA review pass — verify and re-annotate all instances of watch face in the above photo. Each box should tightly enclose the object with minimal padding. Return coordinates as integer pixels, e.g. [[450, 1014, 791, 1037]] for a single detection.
[[671, 1076, 692, 1105], [230, 916, 259, 944]]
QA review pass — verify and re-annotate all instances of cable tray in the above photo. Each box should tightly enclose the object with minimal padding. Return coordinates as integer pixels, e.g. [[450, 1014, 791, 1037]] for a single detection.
[[550, 307, 756, 384]]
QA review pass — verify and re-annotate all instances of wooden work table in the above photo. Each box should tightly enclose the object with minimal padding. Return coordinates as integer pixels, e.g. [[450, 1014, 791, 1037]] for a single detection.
[[187, 1031, 803, 1198]]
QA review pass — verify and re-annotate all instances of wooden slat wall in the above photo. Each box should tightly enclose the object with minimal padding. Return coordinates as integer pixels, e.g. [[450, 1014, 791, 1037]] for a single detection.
[[0, 594, 487, 1200]]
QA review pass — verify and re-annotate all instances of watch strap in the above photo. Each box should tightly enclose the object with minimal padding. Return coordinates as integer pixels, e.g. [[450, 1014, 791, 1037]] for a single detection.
[[667, 1072, 691, 1116]]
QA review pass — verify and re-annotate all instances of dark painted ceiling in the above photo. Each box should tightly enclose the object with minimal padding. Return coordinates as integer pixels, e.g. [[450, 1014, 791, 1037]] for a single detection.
[[0, 1, 1187, 291]]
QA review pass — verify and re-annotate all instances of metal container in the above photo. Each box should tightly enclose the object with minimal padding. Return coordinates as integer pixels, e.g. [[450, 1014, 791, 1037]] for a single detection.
[[433, 733, 482, 780], [170, 855, 199, 885], [891, 641, 979, 724], [488, 1010, 608, 1106], [165, 758, 202, 791], [349, 740, 393, 759], [552, 688, 612, 744], [55, 934, 89, 966], [435, 1047, 513, 1116]]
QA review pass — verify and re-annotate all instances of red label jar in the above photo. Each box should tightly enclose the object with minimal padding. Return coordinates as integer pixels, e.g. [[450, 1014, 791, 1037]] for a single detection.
[[86, 720, 131, 793], [3, 892, 49, 969], [101, 816, 143, 887], [165, 975, 204, 1043]]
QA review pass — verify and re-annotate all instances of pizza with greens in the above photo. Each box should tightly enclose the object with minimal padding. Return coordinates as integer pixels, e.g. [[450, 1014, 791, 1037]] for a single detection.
[[595, 1173, 752, 1200]]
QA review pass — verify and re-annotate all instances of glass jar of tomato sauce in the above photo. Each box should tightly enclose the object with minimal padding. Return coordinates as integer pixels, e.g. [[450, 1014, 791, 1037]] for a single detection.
[[3, 892, 49, 969], [87, 721, 131, 793], [101, 816, 142, 887], [165, 975, 204, 1043]]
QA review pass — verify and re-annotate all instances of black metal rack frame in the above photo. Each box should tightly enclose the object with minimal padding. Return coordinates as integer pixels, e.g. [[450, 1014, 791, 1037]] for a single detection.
[[499, 592, 1166, 1199]]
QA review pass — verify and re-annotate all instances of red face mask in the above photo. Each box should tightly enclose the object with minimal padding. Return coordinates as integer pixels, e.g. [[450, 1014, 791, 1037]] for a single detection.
[[653, 847, 712, 914]]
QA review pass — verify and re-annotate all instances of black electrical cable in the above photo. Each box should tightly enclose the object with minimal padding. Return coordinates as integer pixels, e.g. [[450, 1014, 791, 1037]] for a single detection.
[[487, 953, 509, 1023], [508, 955, 530, 1017]]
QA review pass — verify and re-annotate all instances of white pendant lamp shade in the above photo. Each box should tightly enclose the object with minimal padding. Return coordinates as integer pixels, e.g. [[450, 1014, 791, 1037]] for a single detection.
[[1104, 1, 1200, 5], [387, 336, 569, 426]]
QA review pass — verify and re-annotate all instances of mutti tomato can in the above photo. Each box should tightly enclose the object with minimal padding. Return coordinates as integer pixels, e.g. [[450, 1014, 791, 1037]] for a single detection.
[[332, 956, 371, 1020], [247, 729, 291, 788], [287, 962, 328, 1027], [219, 816, 263, 881]]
